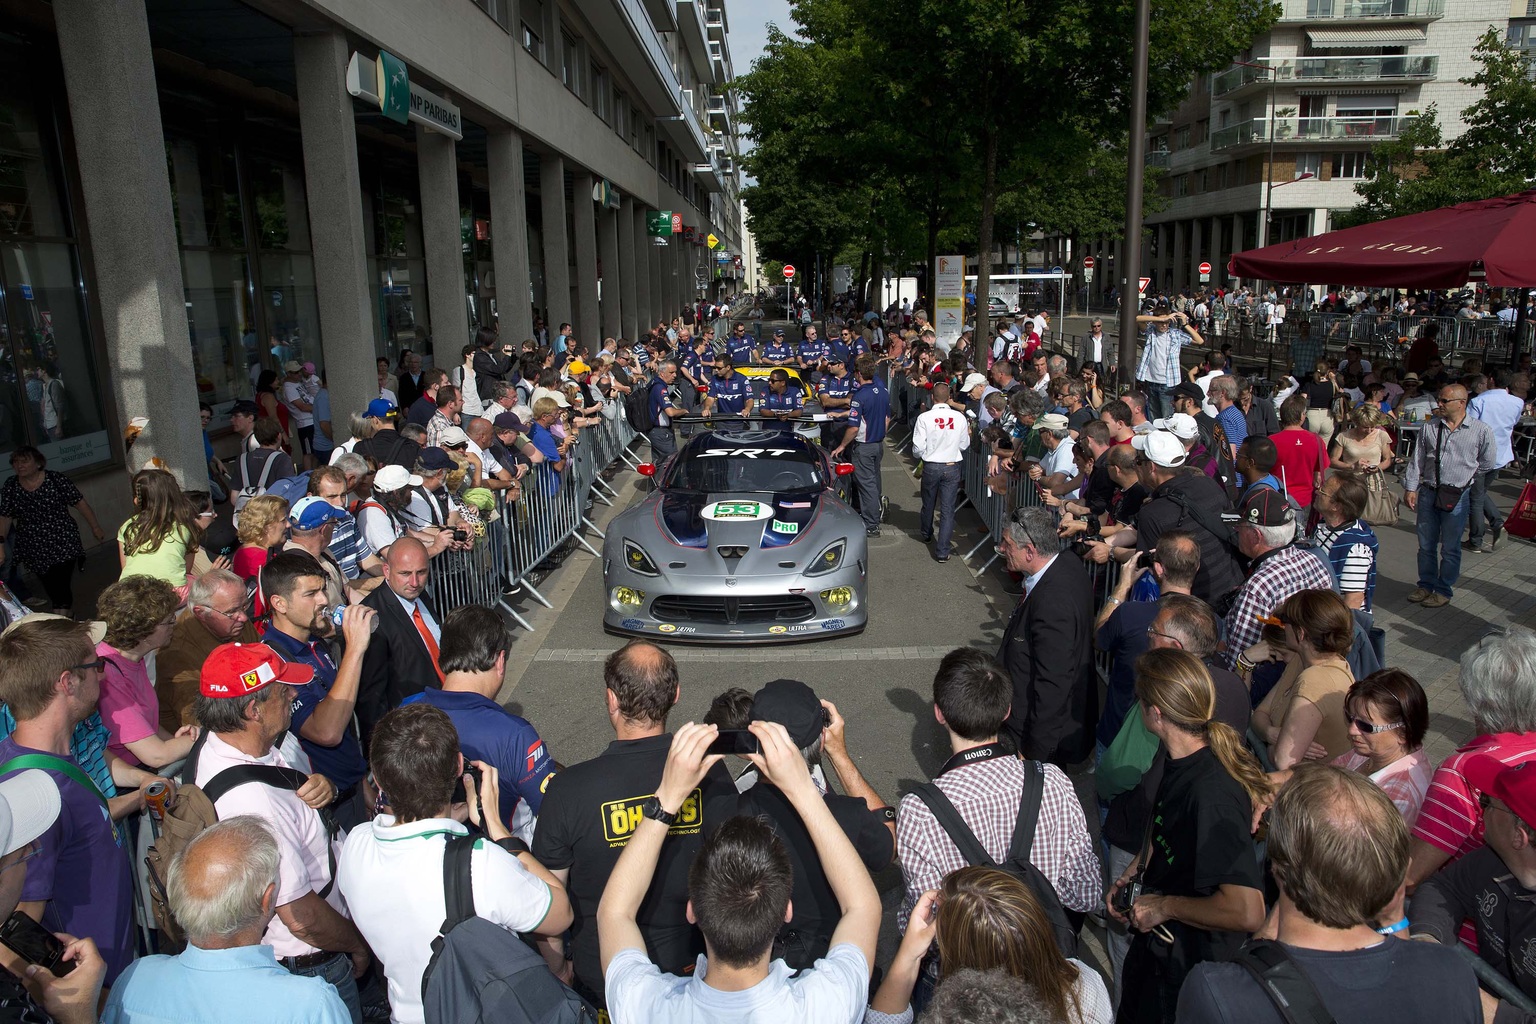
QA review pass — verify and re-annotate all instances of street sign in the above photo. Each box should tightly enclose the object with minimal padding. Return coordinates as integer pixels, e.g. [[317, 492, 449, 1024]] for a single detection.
[[1083, 269, 1094, 283], [1082, 256, 1095, 269], [1051, 265, 1063, 275], [346, 51, 462, 139], [1198, 261, 1212, 275], [1138, 277, 1151, 296], [1199, 260, 1212, 284], [671, 213, 683, 234], [646, 211, 672, 237], [18, 284, 32, 301], [783, 265, 797, 279], [706, 233, 719, 249]]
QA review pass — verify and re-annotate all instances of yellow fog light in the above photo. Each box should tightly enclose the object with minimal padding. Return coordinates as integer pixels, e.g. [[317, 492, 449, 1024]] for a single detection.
[[820, 587, 854, 609], [612, 587, 645, 608]]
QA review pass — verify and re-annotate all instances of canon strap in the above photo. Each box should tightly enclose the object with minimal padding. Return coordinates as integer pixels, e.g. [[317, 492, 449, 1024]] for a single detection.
[[938, 742, 1007, 777]]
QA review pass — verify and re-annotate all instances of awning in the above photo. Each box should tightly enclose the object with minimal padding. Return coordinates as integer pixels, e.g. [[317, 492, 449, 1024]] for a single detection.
[[1307, 26, 1427, 46], [1296, 85, 1413, 95]]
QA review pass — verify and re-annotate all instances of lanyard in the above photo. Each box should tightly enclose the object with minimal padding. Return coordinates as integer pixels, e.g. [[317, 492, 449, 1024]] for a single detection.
[[939, 742, 1009, 777]]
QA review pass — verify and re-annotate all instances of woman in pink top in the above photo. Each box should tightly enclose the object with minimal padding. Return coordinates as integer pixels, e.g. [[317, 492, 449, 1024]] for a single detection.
[[95, 575, 199, 769]]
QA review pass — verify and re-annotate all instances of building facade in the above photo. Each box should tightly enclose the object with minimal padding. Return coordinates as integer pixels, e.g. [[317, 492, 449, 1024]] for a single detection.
[[0, 0, 742, 524], [1082, 0, 1505, 302]]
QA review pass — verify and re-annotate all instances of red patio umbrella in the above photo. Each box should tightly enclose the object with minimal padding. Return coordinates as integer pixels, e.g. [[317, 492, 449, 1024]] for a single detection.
[[1228, 189, 1536, 289]]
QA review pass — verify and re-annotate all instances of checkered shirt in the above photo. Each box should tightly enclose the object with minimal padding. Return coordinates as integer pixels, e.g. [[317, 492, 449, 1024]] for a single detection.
[[1219, 547, 1335, 670], [1135, 325, 1194, 386], [896, 755, 1102, 930]]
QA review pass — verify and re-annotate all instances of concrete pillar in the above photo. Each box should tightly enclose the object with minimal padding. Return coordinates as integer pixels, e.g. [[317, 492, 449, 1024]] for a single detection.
[[1170, 221, 1187, 294], [53, 0, 203, 484], [293, 30, 377, 426], [570, 170, 600, 346], [416, 123, 469, 362], [599, 204, 622, 340], [630, 202, 651, 333], [651, 239, 666, 330], [486, 128, 535, 344], [539, 152, 572, 337], [1230, 214, 1246, 272], [618, 197, 639, 340], [1190, 218, 1205, 290]]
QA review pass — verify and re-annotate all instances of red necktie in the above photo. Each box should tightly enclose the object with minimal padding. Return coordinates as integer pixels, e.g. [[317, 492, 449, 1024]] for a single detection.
[[412, 603, 445, 684]]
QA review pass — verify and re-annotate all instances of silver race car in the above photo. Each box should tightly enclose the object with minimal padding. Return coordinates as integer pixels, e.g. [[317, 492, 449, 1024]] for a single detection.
[[602, 429, 868, 642]]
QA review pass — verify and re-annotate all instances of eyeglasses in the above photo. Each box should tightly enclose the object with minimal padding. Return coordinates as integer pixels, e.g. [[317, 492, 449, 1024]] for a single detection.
[[1145, 626, 1182, 646], [1, 842, 39, 874], [202, 604, 249, 621], [68, 657, 107, 675], [1346, 715, 1402, 735], [1480, 793, 1521, 819]]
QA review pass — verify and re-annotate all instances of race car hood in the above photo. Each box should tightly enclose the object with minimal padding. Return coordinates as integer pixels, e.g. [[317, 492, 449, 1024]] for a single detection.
[[657, 490, 823, 552]]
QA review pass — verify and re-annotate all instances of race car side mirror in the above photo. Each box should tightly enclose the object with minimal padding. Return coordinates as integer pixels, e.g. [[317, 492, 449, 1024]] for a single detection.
[[835, 462, 856, 477], [637, 463, 656, 477]]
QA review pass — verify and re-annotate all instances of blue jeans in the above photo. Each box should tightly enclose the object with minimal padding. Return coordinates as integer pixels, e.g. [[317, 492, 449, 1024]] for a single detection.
[[1141, 381, 1173, 420], [1416, 485, 1471, 598], [285, 951, 361, 1024], [1467, 467, 1504, 545], [918, 461, 962, 556]]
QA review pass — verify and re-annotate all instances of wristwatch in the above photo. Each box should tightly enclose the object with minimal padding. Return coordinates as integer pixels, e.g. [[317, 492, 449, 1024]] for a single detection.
[[641, 796, 677, 826]]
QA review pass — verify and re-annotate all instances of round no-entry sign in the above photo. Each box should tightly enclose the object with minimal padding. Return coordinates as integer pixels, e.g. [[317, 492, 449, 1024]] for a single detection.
[[1198, 261, 1212, 275], [783, 265, 797, 279], [1082, 256, 1095, 269]]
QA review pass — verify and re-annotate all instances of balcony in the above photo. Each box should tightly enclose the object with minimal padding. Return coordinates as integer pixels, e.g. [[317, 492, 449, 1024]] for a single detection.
[[705, 5, 725, 37], [1213, 54, 1438, 98], [1280, 0, 1444, 19], [1210, 114, 1411, 151], [586, 0, 682, 117], [1146, 150, 1171, 168], [661, 87, 711, 162], [678, 1, 712, 78]]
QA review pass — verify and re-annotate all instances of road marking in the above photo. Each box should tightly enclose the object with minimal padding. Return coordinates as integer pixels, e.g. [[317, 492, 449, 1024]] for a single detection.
[[532, 645, 956, 663]]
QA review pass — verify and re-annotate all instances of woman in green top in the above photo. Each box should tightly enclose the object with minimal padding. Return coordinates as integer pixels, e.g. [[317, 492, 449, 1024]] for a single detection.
[[117, 469, 198, 597]]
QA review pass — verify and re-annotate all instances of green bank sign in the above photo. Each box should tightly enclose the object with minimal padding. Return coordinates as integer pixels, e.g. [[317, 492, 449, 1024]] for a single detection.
[[345, 51, 463, 141]]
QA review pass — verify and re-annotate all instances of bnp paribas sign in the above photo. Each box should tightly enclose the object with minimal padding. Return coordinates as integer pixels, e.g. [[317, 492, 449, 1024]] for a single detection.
[[346, 50, 463, 141]]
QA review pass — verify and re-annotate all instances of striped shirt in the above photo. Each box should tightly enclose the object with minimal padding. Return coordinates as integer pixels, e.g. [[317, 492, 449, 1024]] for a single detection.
[[1136, 325, 1195, 386], [1313, 518, 1379, 611], [1331, 749, 1432, 827], [1412, 732, 1536, 860]]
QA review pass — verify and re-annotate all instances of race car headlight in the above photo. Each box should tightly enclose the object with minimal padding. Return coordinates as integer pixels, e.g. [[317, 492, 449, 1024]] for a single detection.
[[611, 587, 646, 608], [622, 540, 660, 577], [806, 540, 846, 577], [819, 587, 854, 609]]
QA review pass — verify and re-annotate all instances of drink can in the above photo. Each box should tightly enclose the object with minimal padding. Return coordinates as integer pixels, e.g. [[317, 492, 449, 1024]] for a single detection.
[[144, 779, 169, 821], [331, 605, 380, 632]]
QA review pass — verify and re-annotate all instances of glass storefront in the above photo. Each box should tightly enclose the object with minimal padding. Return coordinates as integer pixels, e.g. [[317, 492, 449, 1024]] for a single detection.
[[0, 35, 111, 473], [362, 161, 431, 368]]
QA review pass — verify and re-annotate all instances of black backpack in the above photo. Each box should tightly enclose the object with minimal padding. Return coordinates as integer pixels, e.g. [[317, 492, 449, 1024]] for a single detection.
[[909, 760, 1079, 957], [625, 378, 656, 433], [420, 834, 596, 1024], [1233, 940, 1336, 1024]]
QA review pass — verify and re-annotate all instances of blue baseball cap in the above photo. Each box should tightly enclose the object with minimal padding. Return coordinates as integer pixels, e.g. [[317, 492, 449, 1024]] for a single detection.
[[772, 327, 785, 336], [289, 496, 350, 531], [365, 398, 396, 419], [417, 447, 454, 472]]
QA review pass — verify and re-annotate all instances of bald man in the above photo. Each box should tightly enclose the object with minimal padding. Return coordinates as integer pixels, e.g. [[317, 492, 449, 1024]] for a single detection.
[[1403, 383, 1497, 608], [357, 538, 444, 745], [463, 417, 520, 494], [106, 817, 352, 1023]]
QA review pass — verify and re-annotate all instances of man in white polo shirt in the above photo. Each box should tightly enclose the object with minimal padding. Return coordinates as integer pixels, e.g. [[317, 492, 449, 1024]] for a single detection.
[[338, 703, 572, 1024], [191, 643, 370, 1023]]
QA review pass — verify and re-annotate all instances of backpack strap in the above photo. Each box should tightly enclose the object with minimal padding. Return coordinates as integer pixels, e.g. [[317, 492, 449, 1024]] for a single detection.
[[422, 833, 480, 1002], [909, 783, 996, 868], [1006, 760, 1044, 868], [202, 764, 339, 898], [1233, 940, 1338, 1024], [0, 754, 109, 813]]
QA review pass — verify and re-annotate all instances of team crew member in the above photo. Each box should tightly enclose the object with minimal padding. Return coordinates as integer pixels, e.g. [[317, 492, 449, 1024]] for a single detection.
[[911, 381, 969, 561], [678, 335, 709, 411], [760, 369, 804, 436], [818, 324, 848, 367], [797, 329, 826, 380], [646, 360, 688, 461], [818, 353, 855, 449], [703, 354, 754, 432], [727, 323, 758, 365], [839, 325, 870, 361], [832, 355, 891, 537], [761, 329, 794, 367]]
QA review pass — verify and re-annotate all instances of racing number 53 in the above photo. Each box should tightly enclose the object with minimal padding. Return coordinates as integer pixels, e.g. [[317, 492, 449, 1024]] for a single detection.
[[713, 501, 760, 517]]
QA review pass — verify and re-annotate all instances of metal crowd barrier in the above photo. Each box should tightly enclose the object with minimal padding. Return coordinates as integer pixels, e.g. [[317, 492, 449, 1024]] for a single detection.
[[426, 405, 640, 632]]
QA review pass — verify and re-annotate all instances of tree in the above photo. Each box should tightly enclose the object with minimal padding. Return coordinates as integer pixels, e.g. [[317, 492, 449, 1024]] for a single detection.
[[1339, 30, 1536, 226]]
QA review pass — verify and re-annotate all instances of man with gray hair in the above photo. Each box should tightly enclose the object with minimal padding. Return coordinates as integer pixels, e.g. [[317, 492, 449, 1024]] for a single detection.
[[157, 568, 260, 733], [103, 818, 352, 1024], [1209, 374, 1248, 466], [645, 359, 687, 460], [1217, 489, 1333, 673], [995, 506, 1097, 765]]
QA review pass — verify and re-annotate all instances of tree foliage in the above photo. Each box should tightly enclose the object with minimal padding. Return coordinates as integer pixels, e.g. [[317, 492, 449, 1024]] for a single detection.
[[1339, 29, 1536, 227]]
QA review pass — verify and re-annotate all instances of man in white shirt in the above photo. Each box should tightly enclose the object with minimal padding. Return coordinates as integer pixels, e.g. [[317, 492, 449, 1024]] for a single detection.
[[337, 703, 572, 1024], [191, 643, 370, 1020], [1467, 369, 1526, 552], [1031, 412, 1077, 497], [1080, 318, 1111, 376], [912, 381, 970, 562], [282, 361, 317, 468], [598, 722, 879, 1024]]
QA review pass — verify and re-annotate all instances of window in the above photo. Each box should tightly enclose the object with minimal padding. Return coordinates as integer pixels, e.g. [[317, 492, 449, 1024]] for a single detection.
[[613, 87, 625, 135], [1197, 169, 1209, 191], [644, 124, 655, 163], [1196, 119, 1208, 143], [1296, 152, 1323, 178], [1216, 164, 1228, 189], [1332, 151, 1368, 178], [592, 63, 609, 120], [471, 0, 511, 31], [631, 106, 643, 151], [561, 33, 579, 93], [1175, 175, 1190, 197], [1174, 124, 1192, 149], [522, 22, 544, 60]]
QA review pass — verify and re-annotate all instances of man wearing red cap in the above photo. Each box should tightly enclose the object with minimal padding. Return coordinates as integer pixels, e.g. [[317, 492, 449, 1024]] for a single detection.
[[191, 644, 370, 1021], [1412, 754, 1536, 1019]]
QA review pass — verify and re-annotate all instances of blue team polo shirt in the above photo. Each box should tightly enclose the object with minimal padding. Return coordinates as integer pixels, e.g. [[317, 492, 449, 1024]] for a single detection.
[[261, 628, 368, 789], [818, 371, 855, 405], [761, 387, 804, 435], [824, 339, 851, 365], [403, 688, 557, 826], [727, 336, 757, 363], [709, 371, 753, 414], [649, 379, 676, 428], [761, 341, 793, 364], [847, 380, 890, 443], [797, 340, 826, 366]]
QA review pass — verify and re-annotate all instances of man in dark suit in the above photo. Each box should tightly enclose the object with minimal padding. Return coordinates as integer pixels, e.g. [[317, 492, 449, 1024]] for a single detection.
[[996, 506, 1096, 766], [357, 536, 443, 745]]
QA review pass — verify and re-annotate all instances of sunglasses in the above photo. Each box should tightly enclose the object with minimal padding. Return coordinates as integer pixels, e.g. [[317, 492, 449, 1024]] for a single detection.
[[1346, 715, 1402, 735], [68, 657, 107, 675]]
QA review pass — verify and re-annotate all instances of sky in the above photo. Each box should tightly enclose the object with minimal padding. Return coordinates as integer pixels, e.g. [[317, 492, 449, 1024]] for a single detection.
[[726, 0, 796, 79]]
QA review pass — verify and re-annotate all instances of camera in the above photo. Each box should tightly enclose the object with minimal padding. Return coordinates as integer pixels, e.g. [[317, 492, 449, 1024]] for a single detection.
[[453, 755, 484, 807], [452, 528, 469, 543], [1111, 878, 1142, 916], [1136, 550, 1154, 571], [1070, 538, 1093, 558]]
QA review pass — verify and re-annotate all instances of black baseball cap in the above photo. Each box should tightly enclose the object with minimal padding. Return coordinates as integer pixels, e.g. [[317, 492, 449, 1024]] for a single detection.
[[492, 411, 525, 433], [1170, 382, 1205, 403], [772, 327, 786, 337], [1222, 488, 1296, 528], [229, 400, 259, 417], [751, 679, 826, 748]]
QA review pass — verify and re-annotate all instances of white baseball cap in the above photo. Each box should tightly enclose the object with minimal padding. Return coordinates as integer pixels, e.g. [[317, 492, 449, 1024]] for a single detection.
[[1132, 430, 1188, 468], [1152, 413, 1200, 441], [961, 373, 989, 393], [373, 465, 423, 492], [1, 612, 106, 646], [0, 771, 61, 858]]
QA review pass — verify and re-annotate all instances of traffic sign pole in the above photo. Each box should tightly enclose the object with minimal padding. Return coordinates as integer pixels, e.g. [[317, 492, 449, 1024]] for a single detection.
[[783, 264, 797, 322], [1198, 260, 1212, 284]]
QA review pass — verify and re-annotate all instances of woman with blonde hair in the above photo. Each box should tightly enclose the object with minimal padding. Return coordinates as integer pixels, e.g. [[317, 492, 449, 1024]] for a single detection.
[[231, 493, 289, 619], [869, 866, 1112, 1024], [1330, 403, 1394, 474], [1108, 648, 1268, 1024]]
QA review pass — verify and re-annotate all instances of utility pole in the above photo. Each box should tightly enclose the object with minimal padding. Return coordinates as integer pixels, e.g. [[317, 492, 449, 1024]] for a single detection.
[[1118, 0, 1151, 390]]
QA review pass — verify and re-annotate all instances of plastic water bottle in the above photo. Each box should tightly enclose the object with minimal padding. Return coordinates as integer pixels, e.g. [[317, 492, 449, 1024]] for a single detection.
[[331, 605, 379, 633]]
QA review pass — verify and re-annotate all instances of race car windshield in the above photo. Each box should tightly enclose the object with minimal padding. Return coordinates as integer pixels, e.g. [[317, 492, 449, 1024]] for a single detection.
[[663, 446, 825, 494]]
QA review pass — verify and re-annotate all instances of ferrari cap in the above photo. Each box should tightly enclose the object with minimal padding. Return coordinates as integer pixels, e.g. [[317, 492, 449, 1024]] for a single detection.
[[201, 643, 313, 699]]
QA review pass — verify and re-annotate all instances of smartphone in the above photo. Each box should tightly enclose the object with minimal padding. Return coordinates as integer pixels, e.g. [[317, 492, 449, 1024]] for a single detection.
[[0, 911, 74, 977], [707, 729, 760, 756]]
